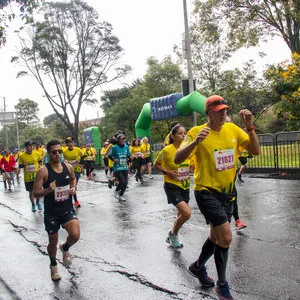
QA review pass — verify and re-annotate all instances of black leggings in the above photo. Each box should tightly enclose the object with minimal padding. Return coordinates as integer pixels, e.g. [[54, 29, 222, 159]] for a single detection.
[[115, 170, 128, 196]]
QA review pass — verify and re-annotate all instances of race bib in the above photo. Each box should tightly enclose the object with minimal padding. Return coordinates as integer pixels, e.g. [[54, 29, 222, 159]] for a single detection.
[[136, 152, 142, 157], [87, 156, 93, 161], [54, 185, 69, 202], [69, 160, 77, 166], [178, 166, 190, 181], [214, 149, 235, 171], [26, 164, 36, 173], [119, 158, 127, 165]]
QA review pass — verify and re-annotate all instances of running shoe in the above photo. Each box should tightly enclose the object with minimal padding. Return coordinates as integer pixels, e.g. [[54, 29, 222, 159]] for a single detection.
[[36, 200, 43, 211], [214, 280, 234, 300], [92, 172, 96, 177], [31, 204, 36, 212], [74, 200, 81, 208], [188, 262, 214, 287], [149, 175, 153, 179], [237, 174, 244, 182], [119, 195, 126, 202], [114, 190, 120, 198], [108, 179, 113, 189], [59, 243, 72, 267], [166, 230, 183, 248], [8, 186, 12, 191], [50, 265, 62, 281], [235, 219, 247, 231]]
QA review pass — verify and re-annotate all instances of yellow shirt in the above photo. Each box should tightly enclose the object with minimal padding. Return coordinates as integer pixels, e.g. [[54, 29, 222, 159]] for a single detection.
[[63, 147, 84, 172], [140, 143, 151, 158], [181, 122, 249, 193], [84, 148, 95, 161], [155, 144, 191, 190], [19, 151, 42, 182], [130, 146, 143, 158]]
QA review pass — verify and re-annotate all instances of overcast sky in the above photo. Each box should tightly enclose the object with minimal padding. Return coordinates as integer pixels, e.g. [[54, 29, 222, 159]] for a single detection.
[[0, 0, 291, 122]]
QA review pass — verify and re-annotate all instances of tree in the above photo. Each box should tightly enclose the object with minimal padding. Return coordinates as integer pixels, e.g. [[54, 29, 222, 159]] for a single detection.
[[43, 113, 69, 140], [100, 56, 192, 143], [12, 0, 131, 144], [14, 98, 39, 124], [0, 0, 40, 46], [265, 53, 300, 130], [193, 0, 300, 54]]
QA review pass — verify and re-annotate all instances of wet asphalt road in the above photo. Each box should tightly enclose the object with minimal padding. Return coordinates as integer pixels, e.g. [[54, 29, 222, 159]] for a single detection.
[[0, 171, 299, 300]]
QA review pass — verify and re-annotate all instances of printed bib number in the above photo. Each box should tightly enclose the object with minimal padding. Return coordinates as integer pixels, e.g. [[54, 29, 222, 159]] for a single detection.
[[119, 158, 127, 165], [136, 152, 142, 157], [26, 164, 35, 172], [54, 185, 69, 202], [69, 160, 77, 166], [178, 167, 189, 181], [87, 156, 93, 161], [214, 149, 235, 171]]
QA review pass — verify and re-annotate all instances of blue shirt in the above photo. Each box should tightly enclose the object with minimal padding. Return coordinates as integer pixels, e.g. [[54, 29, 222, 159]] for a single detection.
[[108, 144, 131, 171]]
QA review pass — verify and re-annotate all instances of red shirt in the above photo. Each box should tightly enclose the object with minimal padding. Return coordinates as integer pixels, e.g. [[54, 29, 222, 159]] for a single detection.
[[0, 155, 16, 172]]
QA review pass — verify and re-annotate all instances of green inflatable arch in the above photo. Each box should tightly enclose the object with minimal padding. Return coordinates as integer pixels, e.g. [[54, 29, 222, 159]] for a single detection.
[[135, 91, 207, 138]]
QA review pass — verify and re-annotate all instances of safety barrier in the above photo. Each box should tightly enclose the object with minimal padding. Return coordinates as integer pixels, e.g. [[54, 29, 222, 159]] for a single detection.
[[152, 131, 300, 174]]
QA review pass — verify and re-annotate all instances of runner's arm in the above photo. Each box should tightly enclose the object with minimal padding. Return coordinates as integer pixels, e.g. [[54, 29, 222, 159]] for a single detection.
[[33, 167, 54, 198]]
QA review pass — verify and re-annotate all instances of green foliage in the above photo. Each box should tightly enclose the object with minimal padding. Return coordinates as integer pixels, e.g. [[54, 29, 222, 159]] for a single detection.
[[99, 56, 188, 143], [13, 0, 131, 144], [0, 0, 40, 46], [265, 53, 300, 130], [14, 98, 39, 124], [192, 0, 300, 54]]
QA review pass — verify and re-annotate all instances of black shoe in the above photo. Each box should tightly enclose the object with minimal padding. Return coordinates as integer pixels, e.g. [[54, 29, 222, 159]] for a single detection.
[[237, 174, 244, 182], [108, 179, 113, 189], [188, 263, 214, 287]]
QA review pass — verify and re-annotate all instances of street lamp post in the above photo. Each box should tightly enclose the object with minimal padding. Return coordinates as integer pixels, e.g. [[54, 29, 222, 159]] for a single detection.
[[0, 96, 9, 149], [183, 0, 197, 126]]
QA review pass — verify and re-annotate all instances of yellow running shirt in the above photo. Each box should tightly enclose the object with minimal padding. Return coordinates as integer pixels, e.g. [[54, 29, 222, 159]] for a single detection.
[[180, 122, 249, 193], [155, 144, 191, 190], [63, 147, 84, 172], [19, 151, 42, 182]]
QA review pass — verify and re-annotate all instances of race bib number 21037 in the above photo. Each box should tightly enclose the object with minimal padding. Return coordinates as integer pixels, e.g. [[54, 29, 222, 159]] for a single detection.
[[214, 149, 235, 171]]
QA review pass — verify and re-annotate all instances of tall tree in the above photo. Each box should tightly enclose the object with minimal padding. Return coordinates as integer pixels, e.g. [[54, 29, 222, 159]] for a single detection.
[[12, 0, 131, 144], [193, 0, 300, 54], [0, 0, 40, 46], [265, 52, 300, 130], [14, 98, 39, 124]]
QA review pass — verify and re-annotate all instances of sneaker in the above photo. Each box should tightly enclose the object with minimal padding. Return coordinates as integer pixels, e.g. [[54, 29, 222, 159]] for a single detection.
[[166, 230, 183, 248], [31, 204, 36, 212], [235, 219, 247, 231], [59, 243, 72, 267], [92, 172, 96, 177], [8, 186, 12, 191], [214, 280, 234, 300], [237, 174, 244, 182], [74, 200, 81, 208], [149, 175, 153, 179], [135, 175, 138, 182], [119, 195, 126, 202], [188, 262, 214, 287], [114, 190, 120, 198], [50, 265, 62, 281], [36, 200, 43, 211], [87, 174, 92, 180], [108, 179, 113, 189]]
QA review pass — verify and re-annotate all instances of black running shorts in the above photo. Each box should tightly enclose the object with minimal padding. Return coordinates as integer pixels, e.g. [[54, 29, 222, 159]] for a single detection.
[[164, 182, 190, 206], [44, 210, 78, 235], [24, 181, 34, 192], [194, 190, 233, 227]]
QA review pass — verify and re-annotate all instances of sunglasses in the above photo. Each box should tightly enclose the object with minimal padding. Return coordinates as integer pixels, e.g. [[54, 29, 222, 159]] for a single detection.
[[51, 149, 63, 155], [207, 100, 228, 108]]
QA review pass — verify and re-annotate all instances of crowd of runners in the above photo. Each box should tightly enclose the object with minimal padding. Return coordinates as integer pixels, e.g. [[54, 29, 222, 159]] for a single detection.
[[0, 95, 259, 300]]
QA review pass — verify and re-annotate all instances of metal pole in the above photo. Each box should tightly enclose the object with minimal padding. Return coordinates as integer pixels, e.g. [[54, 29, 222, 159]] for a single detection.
[[3, 97, 8, 149], [183, 0, 197, 126], [16, 118, 20, 150]]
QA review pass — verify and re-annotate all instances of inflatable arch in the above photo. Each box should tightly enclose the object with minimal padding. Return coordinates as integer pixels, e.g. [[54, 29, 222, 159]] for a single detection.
[[135, 91, 207, 138]]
